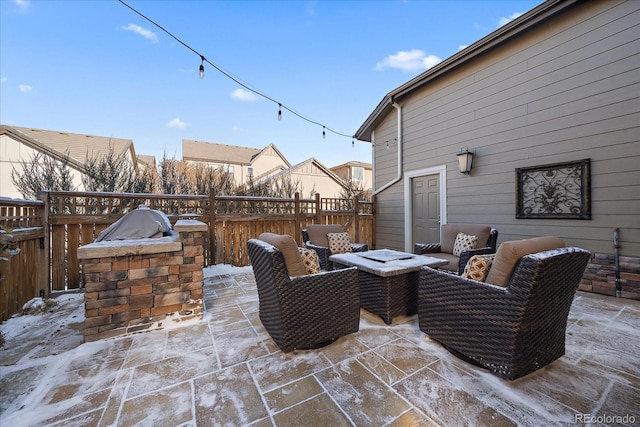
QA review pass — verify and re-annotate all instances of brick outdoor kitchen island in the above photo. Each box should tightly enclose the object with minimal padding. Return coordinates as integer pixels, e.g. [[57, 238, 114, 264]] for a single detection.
[[78, 219, 207, 342]]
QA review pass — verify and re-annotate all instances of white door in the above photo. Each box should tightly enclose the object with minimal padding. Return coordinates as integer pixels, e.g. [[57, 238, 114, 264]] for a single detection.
[[412, 174, 440, 247]]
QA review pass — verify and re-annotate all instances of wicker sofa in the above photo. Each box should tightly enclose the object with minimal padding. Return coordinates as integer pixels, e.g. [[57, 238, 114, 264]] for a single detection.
[[414, 224, 498, 274], [417, 237, 591, 380], [302, 224, 368, 270], [247, 236, 360, 352]]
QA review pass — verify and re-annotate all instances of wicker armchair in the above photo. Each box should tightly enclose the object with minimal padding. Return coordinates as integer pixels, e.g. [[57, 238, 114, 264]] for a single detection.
[[418, 246, 591, 380], [302, 224, 368, 270], [414, 224, 498, 274], [247, 238, 360, 352]]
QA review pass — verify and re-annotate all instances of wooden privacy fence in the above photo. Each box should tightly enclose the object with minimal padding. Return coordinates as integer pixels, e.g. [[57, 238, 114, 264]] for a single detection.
[[0, 191, 374, 320], [212, 192, 375, 266], [42, 191, 211, 293], [0, 199, 47, 321]]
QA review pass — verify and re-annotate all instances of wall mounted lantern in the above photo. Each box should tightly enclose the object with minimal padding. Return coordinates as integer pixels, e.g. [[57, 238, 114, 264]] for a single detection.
[[457, 147, 474, 175]]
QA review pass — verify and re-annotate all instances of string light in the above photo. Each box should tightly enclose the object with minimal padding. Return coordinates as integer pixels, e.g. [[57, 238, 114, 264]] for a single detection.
[[373, 138, 396, 149], [118, 0, 359, 142]]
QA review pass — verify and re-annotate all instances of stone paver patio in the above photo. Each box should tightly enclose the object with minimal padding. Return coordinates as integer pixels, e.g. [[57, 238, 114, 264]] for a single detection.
[[1, 264, 638, 426]]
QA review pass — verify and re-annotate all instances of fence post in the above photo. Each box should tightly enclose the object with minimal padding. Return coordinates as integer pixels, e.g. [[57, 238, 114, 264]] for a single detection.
[[294, 192, 301, 245], [353, 195, 360, 243], [38, 191, 51, 297], [315, 193, 321, 224], [209, 190, 216, 265]]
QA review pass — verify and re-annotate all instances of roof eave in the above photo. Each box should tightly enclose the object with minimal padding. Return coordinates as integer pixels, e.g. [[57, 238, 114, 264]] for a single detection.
[[354, 0, 578, 142], [0, 125, 88, 173]]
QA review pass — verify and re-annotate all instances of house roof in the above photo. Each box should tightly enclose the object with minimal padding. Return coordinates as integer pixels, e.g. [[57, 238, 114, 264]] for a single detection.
[[250, 143, 291, 168], [182, 139, 261, 165], [354, 0, 579, 142], [257, 157, 347, 188], [137, 154, 156, 168], [182, 140, 291, 167], [330, 161, 372, 171], [0, 125, 136, 173]]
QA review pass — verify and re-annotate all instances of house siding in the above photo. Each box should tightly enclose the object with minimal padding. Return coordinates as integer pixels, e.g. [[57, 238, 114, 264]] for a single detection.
[[373, 111, 405, 249], [247, 145, 288, 184], [330, 162, 373, 197], [370, 0, 639, 257], [0, 134, 85, 198], [295, 162, 341, 197]]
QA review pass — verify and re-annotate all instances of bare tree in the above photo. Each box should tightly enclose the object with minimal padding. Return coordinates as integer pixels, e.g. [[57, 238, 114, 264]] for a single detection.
[[131, 164, 159, 194], [158, 155, 237, 196], [271, 175, 303, 198], [11, 151, 76, 199], [339, 178, 369, 201], [82, 145, 138, 193], [159, 156, 195, 194], [191, 163, 235, 196]]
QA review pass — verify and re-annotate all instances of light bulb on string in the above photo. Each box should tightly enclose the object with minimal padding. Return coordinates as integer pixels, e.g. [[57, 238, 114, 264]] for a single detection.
[[118, 2, 359, 149], [277, 104, 282, 121]]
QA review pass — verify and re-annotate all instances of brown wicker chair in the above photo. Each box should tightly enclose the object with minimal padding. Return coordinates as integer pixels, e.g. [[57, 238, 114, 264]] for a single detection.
[[247, 238, 360, 352], [418, 246, 591, 380], [414, 224, 498, 274], [302, 224, 368, 270]]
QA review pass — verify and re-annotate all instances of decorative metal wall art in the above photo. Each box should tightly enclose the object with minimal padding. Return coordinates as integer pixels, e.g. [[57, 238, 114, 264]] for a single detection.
[[516, 159, 591, 219]]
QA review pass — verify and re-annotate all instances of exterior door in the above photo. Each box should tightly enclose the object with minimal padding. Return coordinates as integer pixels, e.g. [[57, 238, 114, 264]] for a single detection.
[[412, 174, 440, 247]]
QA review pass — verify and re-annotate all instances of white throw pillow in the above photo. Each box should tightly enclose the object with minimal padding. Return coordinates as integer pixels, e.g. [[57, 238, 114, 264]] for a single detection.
[[452, 232, 478, 257]]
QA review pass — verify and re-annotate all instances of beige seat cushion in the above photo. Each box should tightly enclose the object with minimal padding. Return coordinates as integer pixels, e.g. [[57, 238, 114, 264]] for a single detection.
[[441, 224, 491, 254], [485, 236, 565, 286], [306, 224, 344, 248], [425, 252, 459, 271], [259, 233, 308, 277]]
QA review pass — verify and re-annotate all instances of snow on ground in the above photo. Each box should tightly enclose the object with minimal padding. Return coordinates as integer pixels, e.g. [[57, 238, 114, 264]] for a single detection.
[[0, 293, 85, 350], [204, 264, 253, 277], [0, 264, 253, 363], [0, 264, 253, 421]]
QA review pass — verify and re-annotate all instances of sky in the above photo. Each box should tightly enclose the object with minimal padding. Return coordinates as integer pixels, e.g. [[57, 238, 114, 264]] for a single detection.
[[1, 0, 544, 169]]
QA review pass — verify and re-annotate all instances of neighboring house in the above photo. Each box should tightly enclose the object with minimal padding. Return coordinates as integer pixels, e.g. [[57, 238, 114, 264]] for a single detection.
[[182, 139, 351, 197], [330, 161, 373, 198], [256, 157, 350, 198], [137, 154, 157, 171], [355, 0, 639, 294], [0, 125, 138, 199], [182, 139, 290, 187]]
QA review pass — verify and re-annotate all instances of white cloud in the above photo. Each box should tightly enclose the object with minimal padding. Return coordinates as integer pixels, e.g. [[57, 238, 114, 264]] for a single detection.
[[13, 0, 29, 10], [18, 84, 32, 92], [374, 49, 441, 72], [459, 45, 469, 51], [1, 77, 7, 84], [231, 88, 258, 102], [121, 24, 159, 43], [499, 12, 524, 27], [167, 117, 189, 128]]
